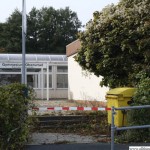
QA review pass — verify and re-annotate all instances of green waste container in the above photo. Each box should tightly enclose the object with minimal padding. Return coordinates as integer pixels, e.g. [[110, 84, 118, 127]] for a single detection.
[[106, 87, 136, 127]]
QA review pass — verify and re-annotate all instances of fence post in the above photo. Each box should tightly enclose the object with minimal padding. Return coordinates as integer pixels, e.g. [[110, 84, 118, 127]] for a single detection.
[[111, 106, 115, 150]]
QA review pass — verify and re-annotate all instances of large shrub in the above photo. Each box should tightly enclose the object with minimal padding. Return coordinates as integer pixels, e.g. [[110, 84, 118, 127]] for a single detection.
[[125, 73, 150, 142], [76, 0, 150, 88], [0, 83, 34, 150], [116, 73, 150, 143]]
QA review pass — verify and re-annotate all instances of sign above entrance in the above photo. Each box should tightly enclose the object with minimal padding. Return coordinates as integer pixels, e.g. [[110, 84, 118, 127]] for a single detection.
[[0, 63, 47, 68]]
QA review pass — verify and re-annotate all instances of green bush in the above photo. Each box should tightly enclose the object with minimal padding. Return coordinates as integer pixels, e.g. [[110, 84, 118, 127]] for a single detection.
[[124, 73, 150, 143], [115, 72, 150, 143], [0, 83, 34, 150]]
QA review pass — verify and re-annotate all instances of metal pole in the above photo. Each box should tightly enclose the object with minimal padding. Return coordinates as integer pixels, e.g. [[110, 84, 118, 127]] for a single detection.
[[22, 0, 26, 84], [41, 68, 44, 100], [116, 125, 150, 131], [115, 105, 150, 110], [111, 106, 115, 150], [47, 62, 49, 101]]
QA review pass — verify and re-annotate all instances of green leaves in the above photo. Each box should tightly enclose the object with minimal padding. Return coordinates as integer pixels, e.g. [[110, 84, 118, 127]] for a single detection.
[[76, 0, 150, 88], [0, 7, 81, 54], [0, 83, 34, 150], [125, 75, 150, 142]]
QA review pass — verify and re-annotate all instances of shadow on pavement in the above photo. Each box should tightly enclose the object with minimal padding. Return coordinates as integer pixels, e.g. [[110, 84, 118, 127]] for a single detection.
[[25, 143, 150, 150]]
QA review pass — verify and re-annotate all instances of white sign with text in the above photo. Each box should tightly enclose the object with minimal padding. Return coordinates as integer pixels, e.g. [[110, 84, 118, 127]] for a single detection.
[[0, 63, 47, 68]]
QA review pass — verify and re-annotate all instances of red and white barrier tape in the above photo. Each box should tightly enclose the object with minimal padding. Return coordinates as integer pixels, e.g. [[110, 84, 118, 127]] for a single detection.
[[32, 107, 111, 111]]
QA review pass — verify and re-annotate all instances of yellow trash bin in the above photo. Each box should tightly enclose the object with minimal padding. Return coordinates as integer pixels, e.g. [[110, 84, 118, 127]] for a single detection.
[[106, 87, 136, 127]]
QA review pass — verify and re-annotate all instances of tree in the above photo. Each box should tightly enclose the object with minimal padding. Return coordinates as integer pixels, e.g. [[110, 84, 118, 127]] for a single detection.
[[0, 9, 22, 53], [0, 7, 81, 54], [26, 7, 40, 53], [76, 0, 150, 88], [0, 23, 7, 53]]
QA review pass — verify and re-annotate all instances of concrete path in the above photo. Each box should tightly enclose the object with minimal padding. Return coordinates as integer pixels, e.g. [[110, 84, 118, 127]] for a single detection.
[[26, 132, 150, 150], [28, 133, 98, 145]]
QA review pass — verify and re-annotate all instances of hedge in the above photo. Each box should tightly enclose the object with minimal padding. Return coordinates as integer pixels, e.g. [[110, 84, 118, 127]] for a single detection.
[[0, 83, 34, 150]]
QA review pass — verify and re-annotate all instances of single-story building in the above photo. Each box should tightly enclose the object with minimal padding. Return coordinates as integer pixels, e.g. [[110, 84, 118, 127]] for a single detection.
[[0, 43, 109, 102], [0, 54, 68, 100], [66, 39, 109, 101]]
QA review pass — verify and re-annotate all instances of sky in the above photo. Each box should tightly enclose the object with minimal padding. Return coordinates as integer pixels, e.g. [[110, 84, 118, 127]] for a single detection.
[[0, 0, 120, 26]]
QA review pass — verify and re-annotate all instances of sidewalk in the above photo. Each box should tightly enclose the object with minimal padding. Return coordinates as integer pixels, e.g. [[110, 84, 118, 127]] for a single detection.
[[28, 132, 99, 145], [25, 143, 150, 150]]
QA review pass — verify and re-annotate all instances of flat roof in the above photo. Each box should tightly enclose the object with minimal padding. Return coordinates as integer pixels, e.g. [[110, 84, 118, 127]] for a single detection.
[[0, 54, 67, 62]]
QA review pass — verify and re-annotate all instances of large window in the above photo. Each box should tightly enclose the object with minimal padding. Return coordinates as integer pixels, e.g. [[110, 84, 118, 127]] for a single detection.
[[43, 66, 52, 88], [27, 67, 52, 89], [0, 65, 68, 90], [27, 74, 38, 88], [0, 74, 21, 85], [57, 66, 68, 88], [27, 69, 41, 88], [57, 74, 68, 88], [0, 68, 21, 85], [44, 74, 52, 88]]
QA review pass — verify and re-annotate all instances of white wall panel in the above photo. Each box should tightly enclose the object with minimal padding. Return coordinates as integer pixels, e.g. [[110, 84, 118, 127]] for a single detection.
[[68, 54, 109, 101]]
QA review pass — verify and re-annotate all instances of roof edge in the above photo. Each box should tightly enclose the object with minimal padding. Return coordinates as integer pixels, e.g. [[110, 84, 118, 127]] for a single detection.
[[66, 39, 81, 57]]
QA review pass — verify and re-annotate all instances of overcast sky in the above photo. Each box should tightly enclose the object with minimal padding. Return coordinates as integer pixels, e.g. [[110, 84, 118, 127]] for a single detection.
[[0, 0, 119, 25]]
